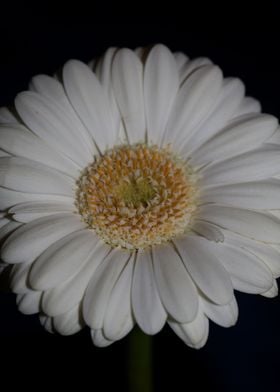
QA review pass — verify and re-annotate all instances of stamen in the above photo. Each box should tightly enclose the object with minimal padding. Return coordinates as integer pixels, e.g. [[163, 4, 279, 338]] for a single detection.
[[76, 144, 199, 250]]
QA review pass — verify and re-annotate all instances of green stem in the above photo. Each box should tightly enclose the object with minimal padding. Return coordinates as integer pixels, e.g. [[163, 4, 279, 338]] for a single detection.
[[128, 327, 153, 392]]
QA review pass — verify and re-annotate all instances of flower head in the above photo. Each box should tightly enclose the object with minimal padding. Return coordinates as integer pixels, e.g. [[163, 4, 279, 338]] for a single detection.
[[1, 44, 280, 348]]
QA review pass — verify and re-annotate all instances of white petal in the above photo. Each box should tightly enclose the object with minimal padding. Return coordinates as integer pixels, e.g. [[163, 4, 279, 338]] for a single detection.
[[267, 127, 280, 144], [29, 230, 99, 291], [9, 200, 74, 223], [201, 295, 238, 327], [181, 78, 245, 156], [83, 248, 131, 329], [169, 302, 209, 349], [234, 97, 261, 116], [191, 114, 278, 167], [30, 74, 97, 154], [103, 257, 135, 341], [0, 107, 19, 123], [162, 65, 223, 148], [39, 314, 54, 334], [199, 206, 280, 244], [174, 236, 233, 305], [112, 49, 146, 144], [42, 241, 110, 316], [0, 157, 74, 196], [0, 149, 10, 157], [1, 213, 86, 263], [94, 47, 121, 134], [152, 244, 198, 323], [200, 179, 280, 210], [144, 44, 179, 144], [173, 51, 189, 74], [16, 291, 41, 314], [261, 279, 278, 298], [91, 329, 114, 347], [132, 251, 167, 335], [192, 220, 224, 242], [0, 123, 79, 178], [0, 217, 9, 228], [15, 91, 92, 167], [222, 230, 280, 278], [201, 144, 280, 187], [0, 187, 72, 210], [214, 242, 273, 294], [63, 59, 118, 151], [178, 57, 212, 85], [0, 220, 22, 243], [10, 262, 33, 293], [53, 305, 83, 335]]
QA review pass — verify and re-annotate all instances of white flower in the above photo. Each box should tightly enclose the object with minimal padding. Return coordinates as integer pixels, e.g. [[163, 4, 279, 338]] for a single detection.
[[1, 44, 280, 349]]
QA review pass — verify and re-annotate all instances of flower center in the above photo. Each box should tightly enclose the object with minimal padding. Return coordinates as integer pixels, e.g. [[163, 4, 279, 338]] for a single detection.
[[76, 144, 199, 250]]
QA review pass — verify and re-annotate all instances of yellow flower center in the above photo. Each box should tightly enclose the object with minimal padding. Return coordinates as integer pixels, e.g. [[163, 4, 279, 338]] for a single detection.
[[76, 144, 199, 250]]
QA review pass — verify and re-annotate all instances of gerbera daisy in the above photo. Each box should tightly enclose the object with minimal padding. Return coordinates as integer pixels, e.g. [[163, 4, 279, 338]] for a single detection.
[[1, 44, 280, 349]]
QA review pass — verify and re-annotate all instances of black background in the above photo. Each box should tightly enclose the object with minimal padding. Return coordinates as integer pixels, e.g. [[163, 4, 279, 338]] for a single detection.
[[1, 26, 280, 391]]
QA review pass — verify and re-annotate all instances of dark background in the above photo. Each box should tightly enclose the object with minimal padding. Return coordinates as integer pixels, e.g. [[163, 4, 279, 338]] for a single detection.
[[1, 26, 280, 391]]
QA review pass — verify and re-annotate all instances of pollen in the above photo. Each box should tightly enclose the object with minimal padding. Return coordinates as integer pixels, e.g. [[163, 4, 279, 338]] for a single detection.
[[76, 144, 199, 250]]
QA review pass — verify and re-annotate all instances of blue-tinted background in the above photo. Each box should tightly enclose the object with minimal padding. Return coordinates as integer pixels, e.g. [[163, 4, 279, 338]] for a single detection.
[[1, 26, 280, 391]]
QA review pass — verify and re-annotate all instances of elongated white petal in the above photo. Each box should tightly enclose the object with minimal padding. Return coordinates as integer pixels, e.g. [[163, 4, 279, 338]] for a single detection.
[[199, 206, 280, 244], [39, 314, 55, 334], [174, 236, 233, 305], [0, 187, 72, 210], [53, 305, 84, 335], [192, 220, 224, 242], [201, 144, 280, 187], [222, 230, 280, 278], [0, 221, 22, 243], [30, 74, 98, 156], [10, 262, 33, 293], [42, 242, 110, 316], [15, 91, 92, 167], [234, 97, 261, 116], [201, 295, 238, 327], [173, 51, 189, 75], [169, 303, 209, 349], [181, 78, 245, 156], [132, 251, 167, 335], [261, 280, 278, 298], [201, 179, 280, 210], [267, 127, 280, 144], [0, 107, 18, 123], [0, 157, 74, 196], [94, 47, 121, 134], [112, 49, 146, 144], [1, 213, 86, 263], [192, 114, 278, 166], [162, 65, 223, 148], [29, 230, 99, 291], [0, 124, 79, 178], [103, 257, 135, 341], [16, 291, 41, 314], [9, 200, 74, 223], [213, 242, 273, 293], [91, 329, 114, 347], [0, 149, 10, 157], [83, 249, 131, 329], [178, 57, 212, 85], [63, 60, 118, 151], [152, 244, 198, 323], [144, 44, 179, 144], [0, 218, 9, 228], [9, 200, 74, 214]]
